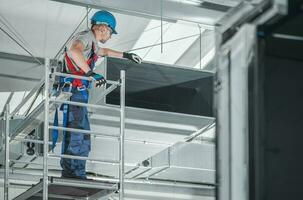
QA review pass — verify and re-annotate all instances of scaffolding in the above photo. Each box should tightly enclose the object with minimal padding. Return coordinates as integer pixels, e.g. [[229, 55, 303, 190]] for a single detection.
[[1, 56, 217, 200], [3, 58, 127, 200]]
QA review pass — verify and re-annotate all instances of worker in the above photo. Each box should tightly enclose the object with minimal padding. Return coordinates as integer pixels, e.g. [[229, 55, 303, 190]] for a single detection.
[[57, 10, 142, 179]]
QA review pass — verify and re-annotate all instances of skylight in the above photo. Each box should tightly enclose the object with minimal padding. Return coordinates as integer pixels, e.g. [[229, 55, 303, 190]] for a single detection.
[[132, 19, 201, 66], [194, 47, 215, 69]]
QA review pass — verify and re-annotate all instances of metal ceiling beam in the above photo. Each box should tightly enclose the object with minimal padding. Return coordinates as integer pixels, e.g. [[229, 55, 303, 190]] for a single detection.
[[0, 51, 54, 65], [216, 0, 272, 39], [0, 26, 43, 66], [0, 73, 40, 82], [0, 52, 46, 91], [50, 0, 224, 29]]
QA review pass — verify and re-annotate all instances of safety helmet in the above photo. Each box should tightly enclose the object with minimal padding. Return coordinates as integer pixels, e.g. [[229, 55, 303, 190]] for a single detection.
[[91, 10, 117, 34]]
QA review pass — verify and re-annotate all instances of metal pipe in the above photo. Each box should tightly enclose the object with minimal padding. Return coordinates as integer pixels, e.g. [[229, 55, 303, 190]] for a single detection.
[[13, 138, 52, 145], [98, 84, 118, 100], [48, 154, 119, 164], [50, 99, 121, 111], [130, 33, 201, 52], [4, 104, 10, 200], [272, 33, 303, 41], [10, 160, 58, 167], [53, 72, 120, 85], [119, 70, 126, 200], [43, 58, 50, 200], [185, 122, 216, 142], [86, 6, 89, 29], [49, 126, 120, 138], [24, 85, 43, 117], [112, 22, 169, 49], [199, 24, 202, 69]]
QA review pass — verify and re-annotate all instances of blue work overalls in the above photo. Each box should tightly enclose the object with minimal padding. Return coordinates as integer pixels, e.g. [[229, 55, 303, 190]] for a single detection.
[[57, 43, 98, 179]]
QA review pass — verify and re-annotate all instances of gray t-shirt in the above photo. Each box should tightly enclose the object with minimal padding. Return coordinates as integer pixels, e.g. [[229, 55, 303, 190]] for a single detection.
[[67, 30, 100, 68]]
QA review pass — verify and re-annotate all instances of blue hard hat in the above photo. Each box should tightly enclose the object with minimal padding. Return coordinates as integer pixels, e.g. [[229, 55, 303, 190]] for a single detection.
[[91, 10, 117, 34]]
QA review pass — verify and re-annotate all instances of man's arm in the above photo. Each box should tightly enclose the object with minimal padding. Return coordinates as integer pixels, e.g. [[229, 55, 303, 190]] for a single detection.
[[98, 48, 142, 64], [69, 40, 91, 73], [69, 40, 106, 87], [98, 48, 123, 58]]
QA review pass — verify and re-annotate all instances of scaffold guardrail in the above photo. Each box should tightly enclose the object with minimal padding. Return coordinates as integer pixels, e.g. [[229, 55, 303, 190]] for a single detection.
[[3, 57, 127, 200]]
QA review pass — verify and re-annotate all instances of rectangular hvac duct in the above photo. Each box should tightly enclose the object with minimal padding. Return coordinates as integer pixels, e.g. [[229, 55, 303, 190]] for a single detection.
[[103, 57, 214, 117]]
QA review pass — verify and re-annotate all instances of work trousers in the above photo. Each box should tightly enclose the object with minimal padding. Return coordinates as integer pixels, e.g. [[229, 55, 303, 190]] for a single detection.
[[61, 89, 91, 179]]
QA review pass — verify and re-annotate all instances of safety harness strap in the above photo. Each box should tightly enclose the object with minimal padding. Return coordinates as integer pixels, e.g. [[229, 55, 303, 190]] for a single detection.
[[51, 108, 59, 151], [52, 42, 97, 151], [61, 103, 69, 154]]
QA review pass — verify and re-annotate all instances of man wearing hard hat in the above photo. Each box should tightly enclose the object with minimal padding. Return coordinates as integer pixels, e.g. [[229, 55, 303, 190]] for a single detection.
[[58, 10, 141, 179]]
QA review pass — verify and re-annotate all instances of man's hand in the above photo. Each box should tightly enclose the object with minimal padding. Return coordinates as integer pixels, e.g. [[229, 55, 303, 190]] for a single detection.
[[123, 52, 142, 64], [86, 70, 106, 88]]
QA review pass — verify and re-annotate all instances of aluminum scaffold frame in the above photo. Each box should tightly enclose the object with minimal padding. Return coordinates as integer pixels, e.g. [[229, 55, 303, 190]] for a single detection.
[[3, 58, 126, 200], [4, 105, 10, 200]]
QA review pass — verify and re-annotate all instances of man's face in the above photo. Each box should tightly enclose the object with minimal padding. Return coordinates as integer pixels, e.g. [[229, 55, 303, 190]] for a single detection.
[[93, 24, 113, 43]]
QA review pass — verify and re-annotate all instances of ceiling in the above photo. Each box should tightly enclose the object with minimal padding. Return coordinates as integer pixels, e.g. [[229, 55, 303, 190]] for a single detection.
[[0, 0, 253, 116], [0, 0, 270, 120], [0, 0, 245, 72]]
